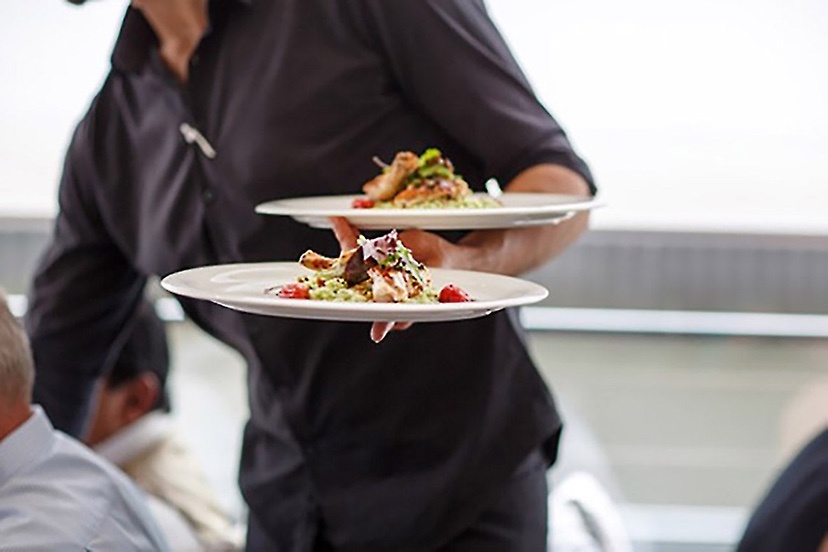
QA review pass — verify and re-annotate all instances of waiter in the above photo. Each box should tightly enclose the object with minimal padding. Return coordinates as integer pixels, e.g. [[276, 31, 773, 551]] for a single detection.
[[27, 0, 596, 550]]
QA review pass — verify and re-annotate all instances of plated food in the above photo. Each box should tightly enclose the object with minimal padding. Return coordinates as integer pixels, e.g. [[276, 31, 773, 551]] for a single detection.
[[269, 230, 472, 304], [255, 147, 601, 229], [353, 148, 500, 210], [161, 262, 546, 322], [256, 192, 600, 231]]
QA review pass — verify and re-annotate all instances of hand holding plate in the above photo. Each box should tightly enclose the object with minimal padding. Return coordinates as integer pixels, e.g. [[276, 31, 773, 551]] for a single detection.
[[329, 217, 414, 343]]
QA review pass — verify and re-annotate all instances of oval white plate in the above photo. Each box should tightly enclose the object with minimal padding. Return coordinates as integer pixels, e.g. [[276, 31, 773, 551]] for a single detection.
[[161, 263, 548, 322], [255, 193, 601, 230]]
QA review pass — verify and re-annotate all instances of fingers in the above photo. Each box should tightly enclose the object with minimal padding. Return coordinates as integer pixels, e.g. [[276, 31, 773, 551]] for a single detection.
[[398, 229, 444, 268], [398, 229, 427, 251], [370, 321, 414, 343], [370, 321, 393, 343], [329, 217, 360, 251]]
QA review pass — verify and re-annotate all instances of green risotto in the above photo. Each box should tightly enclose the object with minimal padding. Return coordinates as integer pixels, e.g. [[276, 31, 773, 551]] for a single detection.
[[298, 275, 439, 303], [373, 195, 500, 210]]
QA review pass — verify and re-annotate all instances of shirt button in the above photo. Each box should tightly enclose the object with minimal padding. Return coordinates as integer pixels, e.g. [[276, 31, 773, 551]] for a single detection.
[[190, 54, 200, 68], [202, 188, 215, 203]]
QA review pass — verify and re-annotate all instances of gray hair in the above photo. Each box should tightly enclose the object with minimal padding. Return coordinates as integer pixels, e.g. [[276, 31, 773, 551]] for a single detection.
[[0, 292, 34, 404]]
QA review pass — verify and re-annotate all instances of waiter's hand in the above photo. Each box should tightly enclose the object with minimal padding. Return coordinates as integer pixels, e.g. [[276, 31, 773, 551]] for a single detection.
[[395, 228, 469, 270], [329, 217, 417, 343]]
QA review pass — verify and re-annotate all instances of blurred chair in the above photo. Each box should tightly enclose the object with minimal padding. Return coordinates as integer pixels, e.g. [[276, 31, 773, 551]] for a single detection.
[[550, 472, 633, 552], [549, 402, 634, 551]]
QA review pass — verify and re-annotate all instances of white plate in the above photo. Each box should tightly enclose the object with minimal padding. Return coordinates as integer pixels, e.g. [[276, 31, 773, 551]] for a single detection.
[[255, 193, 601, 230], [161, 263, 548, 322]]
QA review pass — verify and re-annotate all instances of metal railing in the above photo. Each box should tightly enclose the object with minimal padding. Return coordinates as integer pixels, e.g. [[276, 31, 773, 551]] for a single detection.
[[3, 222, 827, 335]]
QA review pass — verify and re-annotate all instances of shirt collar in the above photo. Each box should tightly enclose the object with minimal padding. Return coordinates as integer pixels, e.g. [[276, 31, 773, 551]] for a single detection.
[[0, 406, 55, 488], [93, 411, 173, 467], [111, 0, 253, 74]]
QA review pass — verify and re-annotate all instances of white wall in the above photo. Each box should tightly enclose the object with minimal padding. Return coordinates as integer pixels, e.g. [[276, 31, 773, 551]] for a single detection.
[[1, 0, 826, 233], [487, 0, 828, 233], [0, 1, 127, 216]]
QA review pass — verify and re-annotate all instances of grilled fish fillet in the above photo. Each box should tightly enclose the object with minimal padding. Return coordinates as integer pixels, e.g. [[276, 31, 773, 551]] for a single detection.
[[392, 178, 470, 207]]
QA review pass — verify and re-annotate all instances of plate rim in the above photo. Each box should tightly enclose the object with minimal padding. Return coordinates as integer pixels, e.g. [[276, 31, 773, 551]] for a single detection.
[[160, 262, 549, 321], [255, 192, 602, 218]]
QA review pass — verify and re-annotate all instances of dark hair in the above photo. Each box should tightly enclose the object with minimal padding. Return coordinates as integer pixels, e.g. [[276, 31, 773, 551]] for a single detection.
[[108, 300, 171, 412]]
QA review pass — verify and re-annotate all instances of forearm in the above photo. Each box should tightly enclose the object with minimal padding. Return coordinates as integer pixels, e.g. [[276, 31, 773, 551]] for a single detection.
[[337, 163, 593, 341], [456, 164, 592, 276]]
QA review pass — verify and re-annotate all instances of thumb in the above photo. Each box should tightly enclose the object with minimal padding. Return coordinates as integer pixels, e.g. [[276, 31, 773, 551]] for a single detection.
[[329, 217, 360, 251]]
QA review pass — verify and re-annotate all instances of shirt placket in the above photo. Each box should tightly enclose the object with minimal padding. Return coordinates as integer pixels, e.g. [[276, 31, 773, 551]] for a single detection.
[[175, 35, 227, 265]]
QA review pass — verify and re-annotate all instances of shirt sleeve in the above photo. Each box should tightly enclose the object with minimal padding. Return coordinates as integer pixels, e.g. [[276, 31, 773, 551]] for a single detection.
[[25, 116, 146, 437], [86, 486, 171, 552], [354, 0, 596, 193]]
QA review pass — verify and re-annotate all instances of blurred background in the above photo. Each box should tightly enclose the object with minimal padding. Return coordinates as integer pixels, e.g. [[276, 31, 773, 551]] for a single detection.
[[1, 1, 826, 550]]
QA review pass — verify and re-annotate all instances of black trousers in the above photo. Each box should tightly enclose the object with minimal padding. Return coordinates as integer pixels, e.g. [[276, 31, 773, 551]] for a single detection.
[[248, 449, 548, 552]]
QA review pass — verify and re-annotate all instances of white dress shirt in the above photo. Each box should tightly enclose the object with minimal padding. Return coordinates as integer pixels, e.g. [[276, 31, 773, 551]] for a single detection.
[[0, 406, 169, 551], [95, 412, 243, 551]]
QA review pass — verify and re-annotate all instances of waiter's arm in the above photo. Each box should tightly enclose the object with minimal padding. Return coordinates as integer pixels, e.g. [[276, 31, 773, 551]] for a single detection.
[[25, 124, 145, 437], [356, 0, 595, 275], [400, 164, 590, 276]]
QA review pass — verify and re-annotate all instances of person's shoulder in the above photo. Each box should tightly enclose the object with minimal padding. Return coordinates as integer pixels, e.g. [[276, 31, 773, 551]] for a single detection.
[[0, 509, 87, 550], [68, 69, 134, 162], [50, 432, 168, 548], [342, 0, 489, 31], [51, 430, 144, 493], [780, 427, 828, 485], [0, 432, 155, 548], [38, 432, 157, 526], [347, 0, 486, 12], [793, 427, 828, 491]]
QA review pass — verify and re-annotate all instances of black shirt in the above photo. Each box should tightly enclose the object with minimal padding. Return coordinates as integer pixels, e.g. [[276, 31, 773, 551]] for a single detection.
[[738, 429, 828, 552], [26, 1, 594, 550]]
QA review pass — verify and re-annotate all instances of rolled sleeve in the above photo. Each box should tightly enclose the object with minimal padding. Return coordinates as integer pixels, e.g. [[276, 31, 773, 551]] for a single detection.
[[357, 0, 595, 193]]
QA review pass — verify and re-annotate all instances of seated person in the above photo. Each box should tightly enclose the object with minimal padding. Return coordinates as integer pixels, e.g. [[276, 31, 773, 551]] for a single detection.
[[85, 300, 242, 551], [738, 426, 828, 552], [0, 292, 168, 551]]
